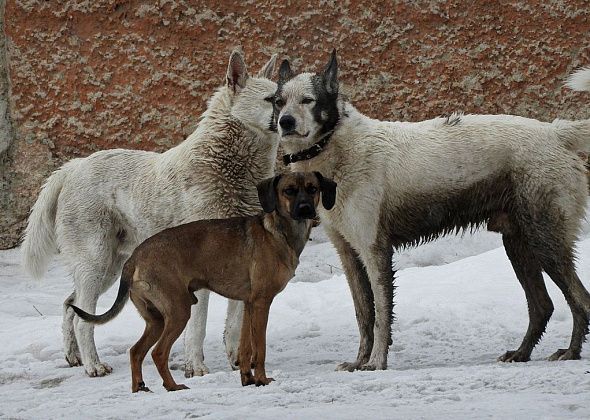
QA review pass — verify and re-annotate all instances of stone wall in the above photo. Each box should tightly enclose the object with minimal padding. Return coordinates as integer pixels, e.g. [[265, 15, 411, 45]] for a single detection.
[[1, 0, 589, 248]]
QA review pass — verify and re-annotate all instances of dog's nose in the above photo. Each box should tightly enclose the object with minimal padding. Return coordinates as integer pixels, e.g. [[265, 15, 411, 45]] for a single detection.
[[295, 202, 315, 219], [279, 115, 296, 133]]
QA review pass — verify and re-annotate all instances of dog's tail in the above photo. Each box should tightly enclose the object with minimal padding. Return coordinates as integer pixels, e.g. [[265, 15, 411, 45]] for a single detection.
[[69, 261, 133, 325], [566, 67, 590, 92], [22, 161, 76, 279], [559, 68, 590, 153]]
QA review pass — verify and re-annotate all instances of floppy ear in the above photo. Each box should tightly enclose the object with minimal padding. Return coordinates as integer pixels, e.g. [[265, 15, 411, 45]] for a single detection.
[[314, 172, 337, 210], [257, 53, 278, 79], [257, 175, 281, 213], [278, 59, 294, 83], [226, 50, 249, 94], [323, 49, 338, 94]]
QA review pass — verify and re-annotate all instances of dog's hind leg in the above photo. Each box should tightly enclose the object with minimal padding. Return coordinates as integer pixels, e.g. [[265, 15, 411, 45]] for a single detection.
[[130, 295, 164, 393], [72, 274, 116, 377], [498, 232, 554, 362], [328, 228, 375, 372], [151, 295, 192, 392], [62, 291, 82, 367], [539, 250, 590, 361], [183, 289, 211, 378], [223, 299, 243, 370]]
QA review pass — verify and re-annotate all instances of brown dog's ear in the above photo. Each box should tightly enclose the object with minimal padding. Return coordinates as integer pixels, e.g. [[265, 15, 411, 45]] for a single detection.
[[314, 172, 337, 210], [257, 175, 281, 213]]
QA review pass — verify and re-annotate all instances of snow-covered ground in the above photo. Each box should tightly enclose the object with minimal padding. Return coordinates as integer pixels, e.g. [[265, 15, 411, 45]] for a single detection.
[[1, 224, 590, 419]]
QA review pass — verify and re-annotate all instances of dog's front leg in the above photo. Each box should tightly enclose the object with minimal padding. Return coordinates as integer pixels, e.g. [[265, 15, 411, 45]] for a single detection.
[[183, 290, 211, 378], [239, 303, 255, 386], [327, 227, 375, 372], [356, 244, 395, 371], [250, 299, 274, 386]]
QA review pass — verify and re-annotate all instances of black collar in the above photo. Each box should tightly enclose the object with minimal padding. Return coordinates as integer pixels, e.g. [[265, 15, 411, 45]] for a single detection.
[[282, 131, 334, 166]]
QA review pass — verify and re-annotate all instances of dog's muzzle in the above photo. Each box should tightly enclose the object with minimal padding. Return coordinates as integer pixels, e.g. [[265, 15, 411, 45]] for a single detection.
[[292, 202, 316, 220], [279, 115, 296, 133]]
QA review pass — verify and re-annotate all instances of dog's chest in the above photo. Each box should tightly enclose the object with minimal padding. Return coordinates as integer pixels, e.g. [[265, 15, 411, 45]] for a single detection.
[[320, 181, 382, 252]]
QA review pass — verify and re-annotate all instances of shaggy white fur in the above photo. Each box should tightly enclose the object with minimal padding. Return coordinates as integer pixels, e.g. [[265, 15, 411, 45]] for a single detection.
[[22, 51, 278, 378]]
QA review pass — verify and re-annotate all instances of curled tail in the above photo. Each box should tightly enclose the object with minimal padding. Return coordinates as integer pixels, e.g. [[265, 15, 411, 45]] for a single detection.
[[566, 67, 590, 92], [558, 67, 590, 153], [69, 261, 133, 325], [22, 162, 77, 279]]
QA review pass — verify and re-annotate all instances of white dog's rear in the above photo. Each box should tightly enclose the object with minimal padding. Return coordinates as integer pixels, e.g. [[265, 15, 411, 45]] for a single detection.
[[22, 51, 278, 377]]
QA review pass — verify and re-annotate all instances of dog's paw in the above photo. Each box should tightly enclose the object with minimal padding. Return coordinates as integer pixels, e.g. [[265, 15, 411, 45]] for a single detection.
[[255, 376, 274, 387], [85, 362, 113, 377], [184, 361, 210, 378], [335, 361, 361, 372], [497, 350, 530, 363], [240, 372, 255, 386], [548, 348, 581, 361], [132, 381, 152, 393], [358, 358, 387, 371], [65, 353, 83, 367], [165, 383, 190, 392]]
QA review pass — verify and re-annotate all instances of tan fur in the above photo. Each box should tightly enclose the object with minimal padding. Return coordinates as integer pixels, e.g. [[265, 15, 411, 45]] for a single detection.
[[70, 172, 333, 392]]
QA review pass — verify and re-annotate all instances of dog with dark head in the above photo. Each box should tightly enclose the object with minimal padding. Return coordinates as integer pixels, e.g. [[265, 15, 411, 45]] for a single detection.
[[70, 172, 336, 392], [274, 50, 590, 371]]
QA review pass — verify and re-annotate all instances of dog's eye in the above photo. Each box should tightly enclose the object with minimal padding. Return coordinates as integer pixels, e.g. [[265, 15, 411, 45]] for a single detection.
[[284, 187, 297, 196], [306, 186, 318, 194], [301, 98, 315, 105], [264, 96, 274, 103], [275, 98, 285, 108]]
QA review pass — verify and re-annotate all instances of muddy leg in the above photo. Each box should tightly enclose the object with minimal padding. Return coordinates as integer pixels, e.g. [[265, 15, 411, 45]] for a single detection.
[[327, 227, 375, 372], [498, 233, 554, 362]]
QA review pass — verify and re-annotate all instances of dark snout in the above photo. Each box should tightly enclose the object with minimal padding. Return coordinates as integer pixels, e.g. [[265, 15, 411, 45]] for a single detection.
[[279, 115, 296, 134], [291, 200, 316, 220]]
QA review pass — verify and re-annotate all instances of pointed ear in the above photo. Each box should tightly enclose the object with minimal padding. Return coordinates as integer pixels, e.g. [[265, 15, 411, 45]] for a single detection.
[[314, 172, 337, 210], [257, 53, 278, 79], [226, 50, 249, 94], [278, 59, 294, 83], [257, 175, 281, 213], [323, 49, 338, 94]]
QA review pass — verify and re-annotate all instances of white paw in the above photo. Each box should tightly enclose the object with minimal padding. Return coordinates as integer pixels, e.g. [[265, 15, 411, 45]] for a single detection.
[[84, 362, 113, 377], [184, 361, 210, 378]]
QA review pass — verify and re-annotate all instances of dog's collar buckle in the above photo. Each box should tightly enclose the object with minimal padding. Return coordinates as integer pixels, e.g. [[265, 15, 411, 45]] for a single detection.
[[282, 131, 333, 166]]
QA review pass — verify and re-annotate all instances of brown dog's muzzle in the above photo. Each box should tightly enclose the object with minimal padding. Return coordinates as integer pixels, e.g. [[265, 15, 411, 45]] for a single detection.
[[291, 200, 316, 220]]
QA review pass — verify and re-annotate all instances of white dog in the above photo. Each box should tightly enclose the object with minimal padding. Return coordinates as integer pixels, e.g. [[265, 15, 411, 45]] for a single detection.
[[275, 51, 590, 371], [22, 50, 278, 377]]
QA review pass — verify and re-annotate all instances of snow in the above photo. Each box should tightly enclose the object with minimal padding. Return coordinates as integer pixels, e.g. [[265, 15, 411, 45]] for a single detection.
[[1, 223, 590, 419]]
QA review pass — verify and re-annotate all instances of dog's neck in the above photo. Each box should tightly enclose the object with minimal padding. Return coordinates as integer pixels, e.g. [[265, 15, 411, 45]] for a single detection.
[[281, 97, 355, 176], [263, 212, 312, 259]]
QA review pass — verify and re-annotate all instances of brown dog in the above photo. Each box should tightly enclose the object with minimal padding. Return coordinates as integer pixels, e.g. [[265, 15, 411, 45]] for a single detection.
[[70, 172, 336, 392]]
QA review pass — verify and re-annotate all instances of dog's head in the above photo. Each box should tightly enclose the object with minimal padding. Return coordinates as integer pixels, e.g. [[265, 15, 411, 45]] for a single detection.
[[226, 50, 279, 134], [257, 172, 337, 220], [273, 50, 341, 151]]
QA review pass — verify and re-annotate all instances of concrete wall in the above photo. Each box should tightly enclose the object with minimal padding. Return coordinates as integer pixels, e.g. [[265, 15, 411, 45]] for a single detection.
[[1, 0, 589, 248]]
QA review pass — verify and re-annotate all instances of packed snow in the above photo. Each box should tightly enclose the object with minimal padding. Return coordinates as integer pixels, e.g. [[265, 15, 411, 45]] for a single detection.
[[1, 222, 590, 419]]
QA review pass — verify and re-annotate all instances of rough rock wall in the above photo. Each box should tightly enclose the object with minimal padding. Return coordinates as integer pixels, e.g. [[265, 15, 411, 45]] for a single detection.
[[1, 0, 590, 248]]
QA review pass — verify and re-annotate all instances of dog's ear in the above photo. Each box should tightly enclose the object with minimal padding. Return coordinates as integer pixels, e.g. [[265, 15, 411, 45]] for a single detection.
[[314, 171, 337, 210], [226, 49, 250, 94], [257, 53, 278, 79], [322, 49, 339, 94], [257, 175, 281, 213], [278, 59, 294, 83]]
